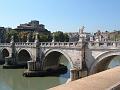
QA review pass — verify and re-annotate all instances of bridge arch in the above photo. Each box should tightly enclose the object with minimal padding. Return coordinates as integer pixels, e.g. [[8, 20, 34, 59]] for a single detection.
[[43, 49, 74, 70], [0, 48, 9, 64], [17, 49, 32, 65], [1, 48, 9, 58], [89, 51, 120, 74]]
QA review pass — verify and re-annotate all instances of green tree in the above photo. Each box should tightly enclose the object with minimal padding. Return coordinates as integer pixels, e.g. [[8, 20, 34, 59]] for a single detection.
[[29, 32, 34, 42], [53, 31, 69, 42], [6, 30, 19, 42], [38, 32, 52, 42], [6, 29, 53, 42], [64, 33, 69, 42], [54, 31, 64, 42]]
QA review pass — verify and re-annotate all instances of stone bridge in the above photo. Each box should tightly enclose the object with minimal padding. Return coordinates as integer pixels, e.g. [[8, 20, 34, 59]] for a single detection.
[[0, 35, 120, 80]]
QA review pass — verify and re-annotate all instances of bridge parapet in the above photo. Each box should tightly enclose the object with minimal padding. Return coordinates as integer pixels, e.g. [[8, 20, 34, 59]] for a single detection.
[[15, 42, 35, 46], [39, 42, 82, 48], [0, 41, 120, 49], [0, 42, 82, 48], [0, 43, 11, 47], [88, 41, 120, 49]]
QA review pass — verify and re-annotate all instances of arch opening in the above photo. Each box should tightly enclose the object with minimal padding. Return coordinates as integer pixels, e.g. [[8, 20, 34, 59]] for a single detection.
[[0, 48, 9, 64], [1, 49, 9, 58], [90, 55, 120, 74], [44, 50, 72, 80], [17, 49, 31, 65]]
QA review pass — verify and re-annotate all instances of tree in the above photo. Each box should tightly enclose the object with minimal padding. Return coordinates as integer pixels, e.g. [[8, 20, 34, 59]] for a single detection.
[[53, 31, 64, 42], [64, 33, 69, 42], [53, 31, 69, 42], [18, 32, 28, 42], [38, 32, 52, 42], [5, 30, 19, 42], [5, 29, 53, 42]]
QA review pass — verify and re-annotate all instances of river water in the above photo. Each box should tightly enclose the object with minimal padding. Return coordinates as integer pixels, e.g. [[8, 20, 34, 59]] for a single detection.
[[0, 56, 120, 90]]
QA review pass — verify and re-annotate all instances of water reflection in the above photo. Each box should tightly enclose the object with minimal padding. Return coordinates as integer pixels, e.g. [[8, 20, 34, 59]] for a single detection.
[[108, 56, 120, 68], [1, 55, 120, 90], [0, 68, 64, 90], [58, 55, 70, 84], [0, 55, 71, 90]]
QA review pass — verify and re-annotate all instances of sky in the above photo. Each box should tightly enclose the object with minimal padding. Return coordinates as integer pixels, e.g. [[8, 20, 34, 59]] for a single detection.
[[0, 0, 120, 32]]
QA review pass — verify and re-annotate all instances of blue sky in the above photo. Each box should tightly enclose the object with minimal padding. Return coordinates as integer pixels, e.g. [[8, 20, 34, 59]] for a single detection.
[[0, 0, 120, 32]]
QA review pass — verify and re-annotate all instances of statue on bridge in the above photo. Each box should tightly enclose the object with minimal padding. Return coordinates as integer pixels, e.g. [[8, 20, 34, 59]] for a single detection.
[[34, 33, 39, 43], [10, 35, 14, 43], [79, 26, 85, 34], [78, 26, 85, 42], [52, 33, 55, 42], [26, 33, 30, 43]]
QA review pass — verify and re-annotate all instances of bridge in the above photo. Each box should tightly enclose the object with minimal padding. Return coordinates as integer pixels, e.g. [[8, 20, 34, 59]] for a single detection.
[[0, 33, 120, 80]]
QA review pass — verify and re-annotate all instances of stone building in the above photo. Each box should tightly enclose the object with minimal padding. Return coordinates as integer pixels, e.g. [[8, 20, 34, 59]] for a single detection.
[[109, 30, 120, 41], [94, 30, 110, 41], [0, 27, 6, 43], [67, 32, 79, 42], [14, 20, 48, 33]]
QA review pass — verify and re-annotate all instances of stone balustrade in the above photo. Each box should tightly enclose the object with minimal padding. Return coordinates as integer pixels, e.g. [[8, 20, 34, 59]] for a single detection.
[[15, 42, 35, 46], [0, 41, 120, 49], [0, 43, 11, 46], [39, 42, 79, 47], [88, 41, 120, 48]]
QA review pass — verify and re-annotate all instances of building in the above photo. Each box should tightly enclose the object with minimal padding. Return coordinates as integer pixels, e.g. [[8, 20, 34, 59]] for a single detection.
[[67, 32, 79, 42], [14, 20, 48, 33], [0, 27, 6, 43], [94, 30, 110, 41]]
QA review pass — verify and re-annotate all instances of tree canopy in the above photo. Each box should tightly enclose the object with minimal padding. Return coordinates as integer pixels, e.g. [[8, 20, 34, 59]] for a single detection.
[[5, 29, 69, 43], [53, 31, 69, 42]]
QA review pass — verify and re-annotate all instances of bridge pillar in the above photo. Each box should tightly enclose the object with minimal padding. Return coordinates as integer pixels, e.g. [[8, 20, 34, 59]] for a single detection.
[[73, 27, 88, 80], [23, 33, 44, 76], [27, 61, 42, 71], [70, 68, 79, 81], [28, 32, 43, 70], [69, 68, 88, 81], [3, 36, 18, 68]]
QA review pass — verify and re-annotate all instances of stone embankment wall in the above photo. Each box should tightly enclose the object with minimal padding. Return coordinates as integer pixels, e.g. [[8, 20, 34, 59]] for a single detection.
[[49, 66, 120, 90]]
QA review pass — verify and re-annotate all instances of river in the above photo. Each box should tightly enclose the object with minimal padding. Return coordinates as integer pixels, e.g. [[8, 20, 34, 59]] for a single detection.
[[0, 55, 120, 90]]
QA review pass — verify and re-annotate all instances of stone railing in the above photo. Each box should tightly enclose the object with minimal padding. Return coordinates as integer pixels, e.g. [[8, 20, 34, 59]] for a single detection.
[[14, 42, 80, 48], [0, 42, 80, 48], [39, 42, 81, 48], [15, 42, 35, 46], [88, 41, 120, 48], [0, 43, 11, 47], [0, 41, 120, 48]]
